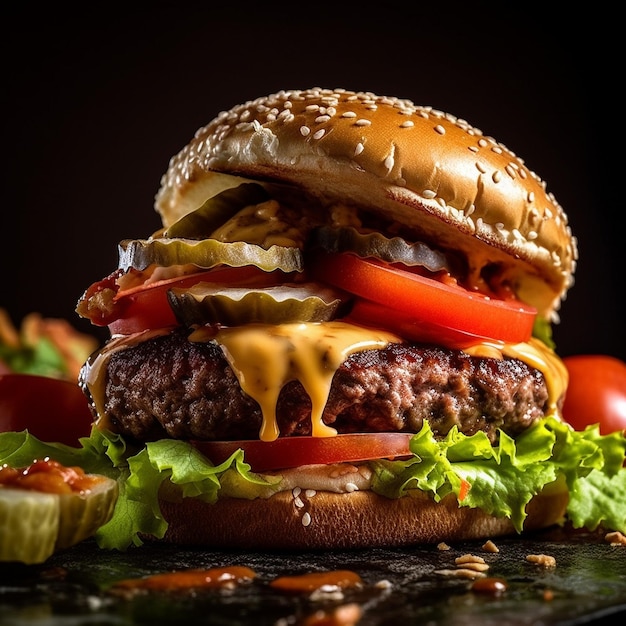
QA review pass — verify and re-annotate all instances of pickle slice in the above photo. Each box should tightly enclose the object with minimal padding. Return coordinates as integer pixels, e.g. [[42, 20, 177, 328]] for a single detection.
[[164, 182, 270, 239], [56, 475, 119, 550], [311, 226, 450, 272], [118, 238, 303, 273], [168, 283, 343, 327], [0, 488, 59, 564], [0, 475, 118, 564]]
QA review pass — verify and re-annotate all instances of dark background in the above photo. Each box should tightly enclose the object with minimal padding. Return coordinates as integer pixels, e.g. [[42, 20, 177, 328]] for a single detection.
[[3, 4, 624, 360]]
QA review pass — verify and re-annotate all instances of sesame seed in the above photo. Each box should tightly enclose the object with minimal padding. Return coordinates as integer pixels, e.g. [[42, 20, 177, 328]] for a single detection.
[[300, 126, 311, 137], [528, 231, 538, 240], [315, 115, 330, 123], [423, 189, 437, 199], [355, 119, 371, 127], [434, 124, 446, 135], [346, 483, 359, 492], [400, 120, 414, 128], [305, 489, 316, 497], [475, 162, 487, 174], [354, 142, 364, 156], [302, 512, 312, 527], [313, 128, 325, 140], [384, 155, 394, 171], [492, 170, 502, 183], [341, 111, 357, 118]]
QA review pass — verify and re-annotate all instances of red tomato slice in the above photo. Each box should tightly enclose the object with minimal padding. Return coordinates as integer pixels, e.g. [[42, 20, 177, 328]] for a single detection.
[[0, 374, 93, 446], [347, 299, 496, 349], [562, 355, 626, 435], [107, 266, 284, 335], [311, 252, 536, 346], [191, 433, 414, 472]]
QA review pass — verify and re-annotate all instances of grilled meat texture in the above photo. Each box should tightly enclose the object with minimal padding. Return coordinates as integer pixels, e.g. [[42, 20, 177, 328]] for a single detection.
[[100, 329, 551, 444]]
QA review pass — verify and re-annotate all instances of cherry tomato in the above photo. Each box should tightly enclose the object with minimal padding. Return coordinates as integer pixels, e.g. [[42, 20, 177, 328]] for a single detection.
[[310, 252, 536, 346], [562, 355, 626, 434], [191, 433, 414, 472], [105, 266, 284, 335], [0, 374, 93, 446]]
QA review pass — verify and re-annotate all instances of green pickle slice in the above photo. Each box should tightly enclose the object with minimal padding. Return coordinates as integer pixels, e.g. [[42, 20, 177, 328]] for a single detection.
[[312, 226, 450, 272], [0, 488, 59, 564], [169, 283, 343, 327], [164, 182, 270, 239], [0, 476, 118, 564], [56, 476, 119, 550], [118, 238, 303, 273]]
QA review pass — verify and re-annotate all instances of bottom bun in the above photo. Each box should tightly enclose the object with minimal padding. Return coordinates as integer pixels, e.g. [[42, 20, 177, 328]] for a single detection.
[[157, 487, 569, 549]]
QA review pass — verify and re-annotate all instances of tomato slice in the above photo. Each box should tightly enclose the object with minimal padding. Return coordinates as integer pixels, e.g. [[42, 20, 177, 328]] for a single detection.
[[347, 299, 496, 349], [107, 266, 285, 335], [311, 252, 536, 346], [0, 374, 93, 446], [191, 433, 414, 472]]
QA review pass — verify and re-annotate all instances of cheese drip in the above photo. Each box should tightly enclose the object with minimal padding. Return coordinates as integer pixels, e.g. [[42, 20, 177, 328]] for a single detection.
[[83, 325, 567, 438], [190, 322, 402, 441], [464, 337, 569, 416]]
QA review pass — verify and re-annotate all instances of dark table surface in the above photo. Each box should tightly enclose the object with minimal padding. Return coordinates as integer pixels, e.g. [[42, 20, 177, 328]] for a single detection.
[[1, 525, 625, 625]]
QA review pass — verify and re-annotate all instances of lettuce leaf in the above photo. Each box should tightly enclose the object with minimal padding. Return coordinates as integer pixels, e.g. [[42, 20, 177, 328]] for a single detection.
[[1, 416, 624, 551]]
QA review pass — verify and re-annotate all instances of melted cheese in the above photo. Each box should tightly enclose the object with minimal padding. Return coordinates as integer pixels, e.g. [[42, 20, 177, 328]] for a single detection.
[[84, 323, 568, 438], [464, 337, 569, 415], [190, 322, 402, 441]]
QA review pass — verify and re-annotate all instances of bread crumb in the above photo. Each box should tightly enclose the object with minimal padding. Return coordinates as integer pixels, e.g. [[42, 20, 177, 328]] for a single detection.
[[374, 579, 392, 590], [434, 568, 486, 580], [482, 540, 499, 553], [437, 542, 451, 551], [455, 554, 486, 565], [605, 531, 626, 546], [458, 562, 490, 572], [526, 554, 556, 568]]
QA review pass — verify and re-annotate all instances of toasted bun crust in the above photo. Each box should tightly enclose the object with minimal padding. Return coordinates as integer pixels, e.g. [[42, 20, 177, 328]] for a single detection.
[[156, 488, 569, 550], [155, 88, 577, 318]]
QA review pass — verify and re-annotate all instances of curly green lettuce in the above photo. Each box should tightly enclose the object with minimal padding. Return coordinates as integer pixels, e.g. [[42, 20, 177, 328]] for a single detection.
[[1, 416, 624, 551]]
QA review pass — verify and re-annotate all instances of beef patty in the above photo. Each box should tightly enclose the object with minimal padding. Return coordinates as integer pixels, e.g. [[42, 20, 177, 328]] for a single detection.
[[97, 329, 552, 444]]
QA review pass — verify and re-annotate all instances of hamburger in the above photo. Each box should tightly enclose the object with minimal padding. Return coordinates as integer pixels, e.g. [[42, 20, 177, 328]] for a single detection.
[[66, 88, 624, 550]]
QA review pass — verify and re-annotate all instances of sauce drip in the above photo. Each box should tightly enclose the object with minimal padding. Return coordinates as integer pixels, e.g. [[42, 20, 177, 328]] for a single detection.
[[111, 566, 256, 592], [269, 570, 363, 593], [0, 458, 101, 494], [471, 577, 508, 595]]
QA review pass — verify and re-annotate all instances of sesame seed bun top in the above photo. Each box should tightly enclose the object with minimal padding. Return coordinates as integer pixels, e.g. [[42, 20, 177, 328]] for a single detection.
[[155, 87, 577, 319]]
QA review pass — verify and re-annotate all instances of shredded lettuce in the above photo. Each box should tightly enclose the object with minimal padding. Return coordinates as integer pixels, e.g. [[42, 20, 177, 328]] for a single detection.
[[1, 416, 624, 551]]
